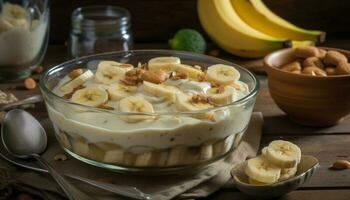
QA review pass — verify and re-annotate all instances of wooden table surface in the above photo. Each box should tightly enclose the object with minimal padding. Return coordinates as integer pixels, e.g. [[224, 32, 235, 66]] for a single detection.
[[2, 44, 350, 200]]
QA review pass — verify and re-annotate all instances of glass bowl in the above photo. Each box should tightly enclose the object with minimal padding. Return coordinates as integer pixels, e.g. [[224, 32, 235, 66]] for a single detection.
[[0, 0, 49, 80], [39, 50, 259, 173]]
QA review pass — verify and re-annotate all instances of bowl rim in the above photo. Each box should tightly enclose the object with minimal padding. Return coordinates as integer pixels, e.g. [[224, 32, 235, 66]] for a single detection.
[[231, 155, 319, 188], [263, 47, 350, 80], [39, 49, 260, 116]]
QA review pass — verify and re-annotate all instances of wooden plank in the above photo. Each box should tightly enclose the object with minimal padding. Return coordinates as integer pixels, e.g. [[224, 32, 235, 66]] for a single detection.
[[210, 190, 350, 200]]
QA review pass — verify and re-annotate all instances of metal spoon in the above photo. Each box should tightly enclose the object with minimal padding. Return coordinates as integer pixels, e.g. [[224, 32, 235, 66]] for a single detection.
[[1, 109, 94, 200], [0, 94, 43, 111]]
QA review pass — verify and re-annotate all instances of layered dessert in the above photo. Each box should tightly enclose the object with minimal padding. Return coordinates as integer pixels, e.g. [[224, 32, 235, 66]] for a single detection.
[[47, 57, 254, 168]]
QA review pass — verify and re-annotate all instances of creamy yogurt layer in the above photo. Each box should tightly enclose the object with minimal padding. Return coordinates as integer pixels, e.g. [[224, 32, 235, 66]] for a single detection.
[[47, 57, 253, 166]]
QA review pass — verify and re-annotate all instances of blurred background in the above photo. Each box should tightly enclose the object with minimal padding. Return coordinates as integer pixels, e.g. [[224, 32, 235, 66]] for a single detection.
[[50, 0, 350, 45]]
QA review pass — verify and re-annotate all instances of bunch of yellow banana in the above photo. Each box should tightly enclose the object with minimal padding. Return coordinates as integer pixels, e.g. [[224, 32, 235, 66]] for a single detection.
[[197, 0, 325, 58]]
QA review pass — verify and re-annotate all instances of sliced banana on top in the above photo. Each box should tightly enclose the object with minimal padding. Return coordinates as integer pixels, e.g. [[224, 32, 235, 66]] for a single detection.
[[118, 96, 155, 123], [173, 64, 204, 79], [71, 87, 109, 107], [59, 70, 94, 95], [107, 83, 138, 101], [95, 61, 127, 84], [245, 156, 281, 184], [143, 81, 180, 102], [175, 94, 213, 111], [148, 57, 181, 72], [265, 140, 301, 168], [99, 60, 134, 71], [206, 86, 236, 105], [207, 64, 240, 85]]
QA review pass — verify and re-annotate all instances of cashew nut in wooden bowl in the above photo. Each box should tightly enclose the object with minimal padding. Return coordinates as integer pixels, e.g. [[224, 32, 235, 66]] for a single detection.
[[264, 47, 350, 126]]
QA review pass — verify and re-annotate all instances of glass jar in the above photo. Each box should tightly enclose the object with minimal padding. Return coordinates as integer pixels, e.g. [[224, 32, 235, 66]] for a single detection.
[[0, 0, 49, 80], [70, 6, 133, 58]]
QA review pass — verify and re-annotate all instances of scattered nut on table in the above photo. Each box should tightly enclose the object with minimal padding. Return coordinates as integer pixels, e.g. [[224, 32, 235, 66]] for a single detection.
[[17, 193, 33, 200], [34, 66, 44, 74], [330, 160, 350, 170], [24, 78, 36, 90], [54, 153, 68, 161]]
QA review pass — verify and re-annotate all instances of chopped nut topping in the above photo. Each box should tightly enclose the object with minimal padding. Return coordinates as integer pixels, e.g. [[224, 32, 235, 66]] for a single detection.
[[216, 86, 225, 94], [54, 153, 67, 161], [98, 104, 114, 110], [197, 73, 208, 82], [123, 68, 145, 85], [191, 95, 213, 105], [170, 72, 188, 80], [137, 62, 148, 70], [141, 69, 167, 84], [68, 68, 84, 79]]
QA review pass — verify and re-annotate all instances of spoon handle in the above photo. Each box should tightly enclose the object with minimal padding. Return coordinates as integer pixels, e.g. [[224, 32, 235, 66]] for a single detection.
[[0, 95, 43, 111], [33, 155, 95, 200], [65, 174, 152, 200]]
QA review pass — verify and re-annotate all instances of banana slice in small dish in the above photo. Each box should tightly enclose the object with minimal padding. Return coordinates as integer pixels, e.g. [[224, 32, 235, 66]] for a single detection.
[[231, 140, 319, 199]]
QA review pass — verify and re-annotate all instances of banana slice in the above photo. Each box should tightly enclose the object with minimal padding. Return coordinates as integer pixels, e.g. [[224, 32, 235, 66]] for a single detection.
[[99, 60, 134, 71], [135, 152, 153, 167], [96, 143, 124, 164], [118, 96, 155, 123], [95, 62, 127, 84], [2, 3, 29, 28], [143, 81, 180, 102], [152, 150, 169, 166], [279, 165, 298, 181], [148, 57, 181, 72], [207, 64, 240, 85], [199, 143, 213, 161], [88, 144, 105, 161], [206, 86, 237, 105], [213, 135, 234, 156], [265, 140, 301, 168], [57, 132, 72, 150], [107, 83, 138, 101], [59, 70, 94, 95], [174, 64, 204, 79], [249, 178, 267, 185], [175, 94, 213, 111], [167, 146, 188, 166], [72, 138, 89, 157], [245, 156, 281, 184], [71, 87, 108, 107], [123, 152, 137, 165]]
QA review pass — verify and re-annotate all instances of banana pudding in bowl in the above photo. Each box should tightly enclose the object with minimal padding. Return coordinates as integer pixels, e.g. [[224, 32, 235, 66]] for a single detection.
[[40, 50, 259, 172]]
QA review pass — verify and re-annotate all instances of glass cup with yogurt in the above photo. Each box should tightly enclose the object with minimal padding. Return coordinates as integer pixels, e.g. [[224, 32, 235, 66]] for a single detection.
[[40, 50, 259, 173], [0, 0, 49, 80]]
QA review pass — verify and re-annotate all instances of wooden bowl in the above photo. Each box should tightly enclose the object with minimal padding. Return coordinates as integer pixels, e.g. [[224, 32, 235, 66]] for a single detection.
[[231, 155, 319, 199], [264, 47, 350, 126]]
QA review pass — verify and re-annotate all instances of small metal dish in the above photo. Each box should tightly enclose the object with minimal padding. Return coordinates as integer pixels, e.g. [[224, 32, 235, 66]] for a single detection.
[[231, 155, 319, 199]]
